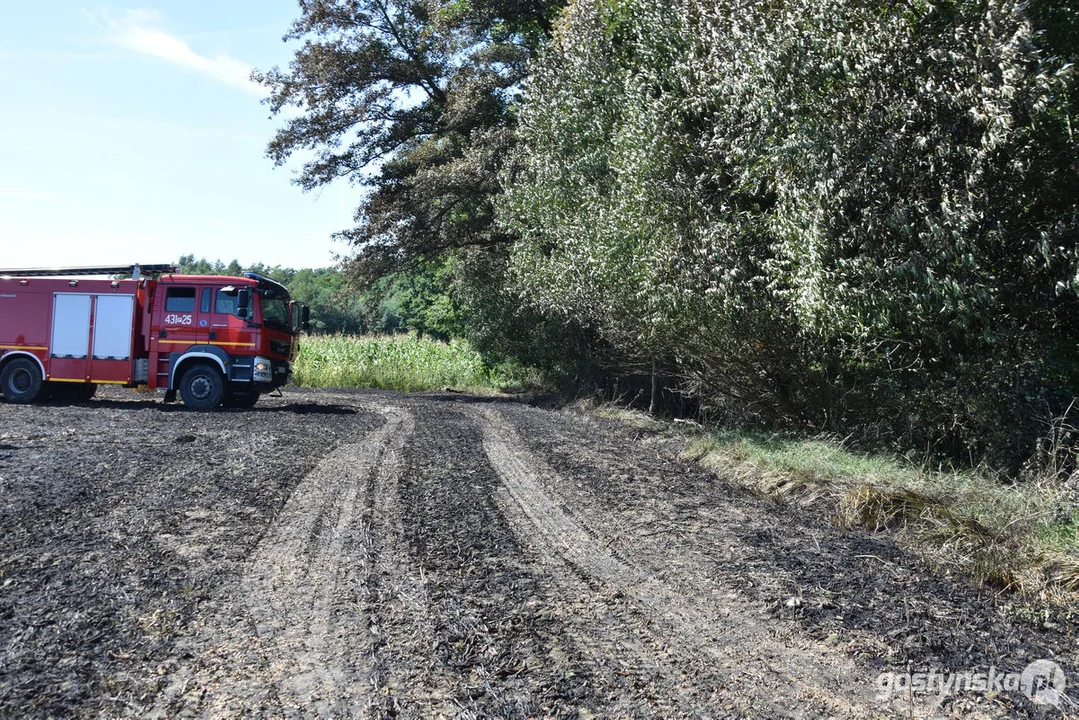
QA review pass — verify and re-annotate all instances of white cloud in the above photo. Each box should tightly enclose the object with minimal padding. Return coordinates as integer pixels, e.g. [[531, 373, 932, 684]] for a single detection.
[[101, 10, 263, 97]]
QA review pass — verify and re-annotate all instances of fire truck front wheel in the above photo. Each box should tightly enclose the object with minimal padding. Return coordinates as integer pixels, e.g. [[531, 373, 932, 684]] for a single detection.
[[1, 357, 43, 404], [179, 363, 225, 411]]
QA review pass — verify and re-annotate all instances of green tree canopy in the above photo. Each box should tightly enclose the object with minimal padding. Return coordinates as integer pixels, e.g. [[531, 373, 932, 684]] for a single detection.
[[253, 0, 564, 284]]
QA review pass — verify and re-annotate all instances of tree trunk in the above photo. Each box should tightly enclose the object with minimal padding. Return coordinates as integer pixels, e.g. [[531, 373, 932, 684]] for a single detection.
[[649, 358, 660, 415]]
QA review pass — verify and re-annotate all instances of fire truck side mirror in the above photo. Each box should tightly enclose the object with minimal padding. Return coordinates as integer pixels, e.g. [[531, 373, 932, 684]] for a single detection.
[[237, 288, 250, 319], [301, 305, 310, 333]]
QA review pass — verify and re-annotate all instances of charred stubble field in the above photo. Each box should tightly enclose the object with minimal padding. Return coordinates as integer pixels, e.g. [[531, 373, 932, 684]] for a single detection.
[[0, 387, 1075, 718]]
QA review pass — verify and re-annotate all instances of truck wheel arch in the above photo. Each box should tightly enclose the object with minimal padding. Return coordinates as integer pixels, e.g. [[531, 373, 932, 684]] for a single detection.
[[0, 351, 46, 382], [168, 349, 229, 390], [0, 354, 45, 403]]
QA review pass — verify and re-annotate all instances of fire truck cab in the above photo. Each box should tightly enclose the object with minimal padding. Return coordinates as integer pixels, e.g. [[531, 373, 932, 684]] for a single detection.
[[0, 264, 309, 410]]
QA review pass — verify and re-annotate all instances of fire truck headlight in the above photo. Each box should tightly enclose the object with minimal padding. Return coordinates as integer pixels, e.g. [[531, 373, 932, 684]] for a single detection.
[[253, 357, 273, 382]]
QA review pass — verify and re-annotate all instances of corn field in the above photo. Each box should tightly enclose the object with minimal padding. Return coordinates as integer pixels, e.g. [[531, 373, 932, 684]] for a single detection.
[[292, 334, 500, 392]]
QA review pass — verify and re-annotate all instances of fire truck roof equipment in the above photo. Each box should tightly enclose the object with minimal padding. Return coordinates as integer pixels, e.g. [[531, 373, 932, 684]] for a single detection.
[[0, 264, 177, 279]]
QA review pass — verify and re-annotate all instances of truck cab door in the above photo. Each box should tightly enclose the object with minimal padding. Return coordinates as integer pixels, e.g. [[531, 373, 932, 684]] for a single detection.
[[152, 284, 208, 353], [207, 286, 256, 351]]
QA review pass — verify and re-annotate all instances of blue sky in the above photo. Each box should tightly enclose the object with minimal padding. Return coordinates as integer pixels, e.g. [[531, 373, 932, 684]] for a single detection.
[[0, 1, 361, 271]]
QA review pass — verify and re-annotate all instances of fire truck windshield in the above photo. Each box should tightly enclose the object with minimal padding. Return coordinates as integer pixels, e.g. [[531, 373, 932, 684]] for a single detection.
[[261, 295, 292, 332]]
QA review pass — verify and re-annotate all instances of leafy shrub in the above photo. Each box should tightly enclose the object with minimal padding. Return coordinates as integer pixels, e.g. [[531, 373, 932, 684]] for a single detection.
[[500, 0, 1079, 470]]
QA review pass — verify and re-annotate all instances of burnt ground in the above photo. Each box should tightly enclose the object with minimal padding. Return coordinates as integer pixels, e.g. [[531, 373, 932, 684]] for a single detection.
[[0, 387, 1075, 718]]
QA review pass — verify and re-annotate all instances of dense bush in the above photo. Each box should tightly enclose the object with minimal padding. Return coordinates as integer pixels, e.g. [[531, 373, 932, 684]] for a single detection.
[[500, 0, 1079, 469]]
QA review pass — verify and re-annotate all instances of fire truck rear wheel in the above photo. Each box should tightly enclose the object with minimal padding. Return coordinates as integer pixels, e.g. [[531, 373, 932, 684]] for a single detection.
[[1, 358, 43, 404], [179, 363, 225, 411]]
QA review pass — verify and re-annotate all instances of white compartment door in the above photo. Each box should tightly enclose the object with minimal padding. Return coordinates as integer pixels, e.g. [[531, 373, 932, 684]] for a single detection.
[[51, 294, 92, 358], [92, 295, 135, 360]]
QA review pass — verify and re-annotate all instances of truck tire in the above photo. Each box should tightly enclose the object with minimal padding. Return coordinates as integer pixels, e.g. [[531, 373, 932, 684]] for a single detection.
[[179, 364, 224, 411], [1, 358, 43, 404]]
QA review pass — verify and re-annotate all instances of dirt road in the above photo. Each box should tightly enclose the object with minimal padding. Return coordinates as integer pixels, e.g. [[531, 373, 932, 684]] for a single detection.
[[0, 388, 1074, 717]]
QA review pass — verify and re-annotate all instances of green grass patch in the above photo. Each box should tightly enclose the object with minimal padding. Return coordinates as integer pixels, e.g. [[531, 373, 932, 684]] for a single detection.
[[293, 333, 527, 393]]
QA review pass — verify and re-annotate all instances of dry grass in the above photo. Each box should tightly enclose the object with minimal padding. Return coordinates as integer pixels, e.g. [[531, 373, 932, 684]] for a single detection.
[[837, 485, 951, 532], [1044, 553, 1079, 592]]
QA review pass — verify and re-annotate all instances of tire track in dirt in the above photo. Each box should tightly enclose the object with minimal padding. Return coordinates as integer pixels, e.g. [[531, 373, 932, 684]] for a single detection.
[[474, 404, 881, 717], [238, 404, 408, 717], [393, 402, 635, 718], [360, 408, 457, 717], [151, 401, 430, 718]]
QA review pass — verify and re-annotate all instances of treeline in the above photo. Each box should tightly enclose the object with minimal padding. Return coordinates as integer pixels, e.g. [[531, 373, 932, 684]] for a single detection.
[[174, 255, 460, 339], [256, 0, 1079, 471]]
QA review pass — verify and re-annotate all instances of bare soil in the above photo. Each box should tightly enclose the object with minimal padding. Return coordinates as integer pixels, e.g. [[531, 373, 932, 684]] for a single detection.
[[0, 387, 1075, 718]]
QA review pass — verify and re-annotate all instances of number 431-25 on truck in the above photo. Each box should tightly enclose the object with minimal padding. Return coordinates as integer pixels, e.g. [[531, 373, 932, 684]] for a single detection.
[[0, 264, 309, 410]]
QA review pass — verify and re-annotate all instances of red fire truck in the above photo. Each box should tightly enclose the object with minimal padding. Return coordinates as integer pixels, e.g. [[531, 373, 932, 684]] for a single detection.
[[0, 264, 308, 410]]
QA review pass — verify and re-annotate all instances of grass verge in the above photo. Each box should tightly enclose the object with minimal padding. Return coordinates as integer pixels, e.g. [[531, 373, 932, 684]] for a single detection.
[[592, 406, 1079, 608], [293, 333, 538, 394]]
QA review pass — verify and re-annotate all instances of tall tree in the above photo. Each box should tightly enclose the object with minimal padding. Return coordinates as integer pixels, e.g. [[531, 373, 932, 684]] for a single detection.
[[253, 0, 563, 283]]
